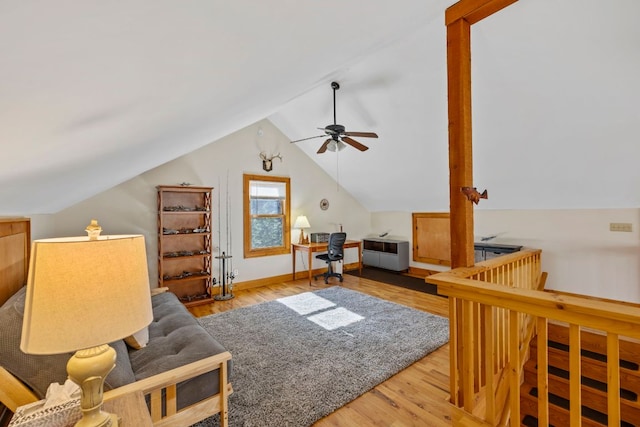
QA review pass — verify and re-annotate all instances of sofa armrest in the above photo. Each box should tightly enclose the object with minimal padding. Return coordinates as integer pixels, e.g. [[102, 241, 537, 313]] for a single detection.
[[0, 366, 39, 412], [103, 351, 232, 427]]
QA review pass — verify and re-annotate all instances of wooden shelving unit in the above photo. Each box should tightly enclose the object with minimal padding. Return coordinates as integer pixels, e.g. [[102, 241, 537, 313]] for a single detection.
[[157, 185, 214, 306]]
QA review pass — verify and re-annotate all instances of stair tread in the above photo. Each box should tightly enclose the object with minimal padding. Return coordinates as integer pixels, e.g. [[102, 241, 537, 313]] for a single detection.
[[522, 324, 640, 426], [519, 389, 610, 427]]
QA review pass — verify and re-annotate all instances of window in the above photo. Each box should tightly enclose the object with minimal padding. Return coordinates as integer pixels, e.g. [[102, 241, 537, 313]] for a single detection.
[[243, 174, 291, 258]]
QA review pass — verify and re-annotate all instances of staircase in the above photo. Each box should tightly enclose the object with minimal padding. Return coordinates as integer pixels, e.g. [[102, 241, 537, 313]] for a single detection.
[[520, 323, 640, 426]]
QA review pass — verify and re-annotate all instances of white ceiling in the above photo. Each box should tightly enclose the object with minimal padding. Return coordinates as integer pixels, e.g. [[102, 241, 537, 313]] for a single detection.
[[1, 0, 639, 215]]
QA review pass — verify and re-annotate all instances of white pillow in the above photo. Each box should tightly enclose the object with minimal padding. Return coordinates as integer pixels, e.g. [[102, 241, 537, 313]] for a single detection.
[[124, 327, 149, 349]]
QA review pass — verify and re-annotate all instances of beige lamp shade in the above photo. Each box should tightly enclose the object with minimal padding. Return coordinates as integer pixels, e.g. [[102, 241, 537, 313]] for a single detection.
[[294, 216, 311, 245], [293, 215, 311, 229], [21, 235, 153, 355]]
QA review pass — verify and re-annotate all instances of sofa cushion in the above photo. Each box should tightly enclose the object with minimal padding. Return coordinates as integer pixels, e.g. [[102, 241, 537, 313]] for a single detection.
[[129, 292, 231, 410], [0, 286, 136, 398]]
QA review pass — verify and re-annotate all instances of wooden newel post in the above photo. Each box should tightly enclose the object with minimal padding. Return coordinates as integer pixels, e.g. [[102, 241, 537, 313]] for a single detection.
[[445, 0, 520, 414], [445, 0, 518, 269]]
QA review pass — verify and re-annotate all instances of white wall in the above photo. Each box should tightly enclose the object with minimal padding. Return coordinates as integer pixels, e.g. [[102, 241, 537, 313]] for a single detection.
[[372, 208, 640, 303], [49, 119, 371, 285], [475, 209, 640, 303], [31, 118, 640, 303], [29, 214, 55, 240]]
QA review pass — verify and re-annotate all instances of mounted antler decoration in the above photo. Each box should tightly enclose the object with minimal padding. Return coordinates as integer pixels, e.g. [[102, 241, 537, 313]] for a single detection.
[[461, 187, 488, 205], [260, 152, 282, 172]]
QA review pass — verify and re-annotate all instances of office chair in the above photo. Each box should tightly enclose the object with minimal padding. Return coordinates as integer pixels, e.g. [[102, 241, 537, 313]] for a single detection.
[[314, 232, 347, 284]]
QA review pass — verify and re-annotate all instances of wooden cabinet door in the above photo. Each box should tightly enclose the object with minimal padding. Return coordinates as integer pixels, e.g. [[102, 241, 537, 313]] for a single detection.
[[412, 213, 450, 266]]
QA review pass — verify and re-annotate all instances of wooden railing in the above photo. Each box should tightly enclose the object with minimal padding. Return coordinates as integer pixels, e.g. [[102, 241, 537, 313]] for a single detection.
[[427, 249, 640, 426]]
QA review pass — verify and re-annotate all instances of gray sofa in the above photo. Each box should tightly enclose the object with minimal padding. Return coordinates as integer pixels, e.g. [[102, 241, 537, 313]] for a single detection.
[[0, 287, 232, 425]]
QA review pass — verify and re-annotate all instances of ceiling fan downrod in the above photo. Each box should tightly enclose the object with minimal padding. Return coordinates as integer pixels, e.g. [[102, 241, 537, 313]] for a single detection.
[[331, 81, 339, 125]]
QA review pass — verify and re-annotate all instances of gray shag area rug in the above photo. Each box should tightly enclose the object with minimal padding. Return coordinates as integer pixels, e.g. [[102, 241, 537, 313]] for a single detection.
[[192, 286, 449, 427]]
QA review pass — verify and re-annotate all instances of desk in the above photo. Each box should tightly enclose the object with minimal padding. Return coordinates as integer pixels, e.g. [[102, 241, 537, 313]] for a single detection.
[[292, 240, 362, 285]]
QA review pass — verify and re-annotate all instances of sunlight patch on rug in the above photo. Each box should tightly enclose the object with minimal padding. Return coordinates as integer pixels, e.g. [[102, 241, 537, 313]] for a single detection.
[[307, 306, 365, 330], [276, 291, 335, 315]]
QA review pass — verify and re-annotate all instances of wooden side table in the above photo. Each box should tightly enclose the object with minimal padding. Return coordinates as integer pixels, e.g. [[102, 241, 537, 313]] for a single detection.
[[9, 391, 152, 427], [104, 391, 153, 427]]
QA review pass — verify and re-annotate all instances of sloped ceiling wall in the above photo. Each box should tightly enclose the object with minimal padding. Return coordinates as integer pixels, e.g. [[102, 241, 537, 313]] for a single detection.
[[271, 0, 640, 212], [1, 0, 638, 215]]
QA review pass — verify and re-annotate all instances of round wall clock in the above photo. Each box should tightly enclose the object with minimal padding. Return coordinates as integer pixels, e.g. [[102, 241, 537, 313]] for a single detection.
[[320, 198, 330, 210]]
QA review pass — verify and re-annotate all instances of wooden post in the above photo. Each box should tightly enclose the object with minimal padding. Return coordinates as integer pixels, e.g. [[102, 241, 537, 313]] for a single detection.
[[445, 0, 520, 419], [446, 17, 474, 269], [445, 0, 518, 269]]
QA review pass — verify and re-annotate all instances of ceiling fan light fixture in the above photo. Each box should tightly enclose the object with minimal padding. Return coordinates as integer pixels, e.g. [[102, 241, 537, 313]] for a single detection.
[[327, 140, 346, 152]]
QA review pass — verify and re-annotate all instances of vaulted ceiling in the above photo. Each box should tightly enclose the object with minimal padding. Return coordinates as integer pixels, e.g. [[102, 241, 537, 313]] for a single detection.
[[2, 1, 638, 215]]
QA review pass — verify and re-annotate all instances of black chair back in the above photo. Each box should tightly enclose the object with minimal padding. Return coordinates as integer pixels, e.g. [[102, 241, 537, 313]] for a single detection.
[[327, 232, 347, 261]]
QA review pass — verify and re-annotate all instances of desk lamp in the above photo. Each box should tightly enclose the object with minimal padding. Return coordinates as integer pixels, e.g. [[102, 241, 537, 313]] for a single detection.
[[20, 221, 153, 427], [294, 215, 311, 244]]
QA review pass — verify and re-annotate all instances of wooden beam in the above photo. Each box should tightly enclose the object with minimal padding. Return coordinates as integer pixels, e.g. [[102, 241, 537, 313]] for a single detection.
[[447, 18, 475, 268], [445, 0, 519, 269], [446, 0, 518, 26]]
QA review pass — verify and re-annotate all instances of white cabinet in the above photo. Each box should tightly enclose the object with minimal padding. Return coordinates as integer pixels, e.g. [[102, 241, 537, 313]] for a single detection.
[[362, 238, 409, 272]]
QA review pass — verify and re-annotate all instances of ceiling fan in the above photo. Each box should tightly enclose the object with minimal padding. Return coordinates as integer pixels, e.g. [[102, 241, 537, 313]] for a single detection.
[[290, 81, 378, 154]]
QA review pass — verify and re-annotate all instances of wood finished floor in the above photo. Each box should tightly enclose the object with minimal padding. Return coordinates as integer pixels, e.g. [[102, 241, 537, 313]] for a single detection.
[[188, 274, 453, 427]]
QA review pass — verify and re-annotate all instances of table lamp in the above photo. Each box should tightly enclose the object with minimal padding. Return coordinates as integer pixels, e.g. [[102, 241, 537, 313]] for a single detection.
[[20, 221, 153, 427], [294, 215, 311, 244]]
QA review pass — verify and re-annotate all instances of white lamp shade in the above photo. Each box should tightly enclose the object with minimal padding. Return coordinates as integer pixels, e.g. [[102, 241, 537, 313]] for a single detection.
[[293, 215, 311, 229], [21, 235, 153, 355]]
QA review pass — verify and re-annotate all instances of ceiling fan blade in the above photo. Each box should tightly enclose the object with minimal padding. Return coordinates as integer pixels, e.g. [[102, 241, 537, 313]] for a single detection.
[[317, 139, 332, 154], [342, 136, 369, 151], [291, 134, 326, 143], [343, 131, 378, 138]]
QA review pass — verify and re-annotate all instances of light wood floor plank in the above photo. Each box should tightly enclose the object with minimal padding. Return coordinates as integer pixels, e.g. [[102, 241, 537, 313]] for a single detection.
[[188, 273, 454, 426]]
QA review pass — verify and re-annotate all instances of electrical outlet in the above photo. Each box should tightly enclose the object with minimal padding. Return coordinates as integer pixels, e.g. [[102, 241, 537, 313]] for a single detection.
[[610, 222, 633, 232], [233, 269, 239, 276]]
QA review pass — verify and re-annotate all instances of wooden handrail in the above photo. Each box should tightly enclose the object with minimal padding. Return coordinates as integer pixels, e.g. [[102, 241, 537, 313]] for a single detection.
[[434, 278, 640, 337], [428, 250, 640, 426]]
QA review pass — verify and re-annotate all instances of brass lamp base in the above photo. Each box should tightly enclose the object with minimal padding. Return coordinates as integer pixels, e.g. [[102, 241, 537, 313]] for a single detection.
[[67, 344, 118, 427], [298, 230, 309, 245]]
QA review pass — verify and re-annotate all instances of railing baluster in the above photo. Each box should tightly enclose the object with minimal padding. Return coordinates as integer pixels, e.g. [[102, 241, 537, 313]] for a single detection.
[[509, 310, 520, 426], [475, 302, 482, 391], [537, 317, 549, 427], [450, 297, 461, 406], [569, 324, 581, 427], [607, 332, 621, 426], [484, 304, 496, 424], [462, 299, 475, 411]]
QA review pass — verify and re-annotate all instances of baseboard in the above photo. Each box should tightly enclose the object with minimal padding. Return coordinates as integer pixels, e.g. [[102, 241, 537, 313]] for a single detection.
[[230, 261, 361, 291], [407, 266, 443, 278]]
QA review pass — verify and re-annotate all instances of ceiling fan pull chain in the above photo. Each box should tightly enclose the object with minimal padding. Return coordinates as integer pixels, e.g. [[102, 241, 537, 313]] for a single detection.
[[336, 149, 340, 192]]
